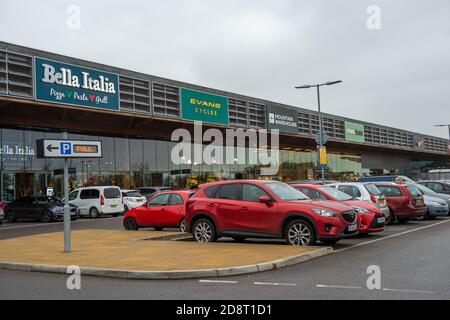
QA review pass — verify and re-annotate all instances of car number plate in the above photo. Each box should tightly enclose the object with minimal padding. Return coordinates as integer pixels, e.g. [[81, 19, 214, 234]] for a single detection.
[[110, 205, 117, 208], [378, 217, 386, 224], [379, 199, 385, 206], [416, 200, 423, 206], [347, 224, 358, 232]]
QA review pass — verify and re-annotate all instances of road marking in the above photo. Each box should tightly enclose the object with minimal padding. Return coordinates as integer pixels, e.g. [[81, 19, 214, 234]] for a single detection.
[[316, 284, 362, 290], [0, 217, 118, 230], [333, 219, 450, 253], [199, 280, 238, 284], [383, 288, 435, 294], [254, 282, 297, 286]]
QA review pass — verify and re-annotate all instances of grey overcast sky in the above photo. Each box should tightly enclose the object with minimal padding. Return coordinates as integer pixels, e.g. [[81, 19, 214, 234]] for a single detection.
[[1, 0, 449, 138]]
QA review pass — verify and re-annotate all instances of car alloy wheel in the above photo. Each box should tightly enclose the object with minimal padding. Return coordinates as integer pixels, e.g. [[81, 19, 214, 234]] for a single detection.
[[287, 221, 314, 246], [124, 217, 138, 231], [89, 207, 99, 219], [6, 210, 15, 222], [42, 211, 53, 223], [179, 219, 186, 233], [193, 220, 215, 243]]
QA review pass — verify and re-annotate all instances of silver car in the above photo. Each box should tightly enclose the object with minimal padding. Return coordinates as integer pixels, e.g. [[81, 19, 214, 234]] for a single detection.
[[330, 182, 392, 223], [414, 183, 450, 206], [423, 195, 449, 219]]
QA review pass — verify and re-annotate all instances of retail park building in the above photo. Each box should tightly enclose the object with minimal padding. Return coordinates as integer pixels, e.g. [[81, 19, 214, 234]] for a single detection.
[[0, 41, 449, 200]]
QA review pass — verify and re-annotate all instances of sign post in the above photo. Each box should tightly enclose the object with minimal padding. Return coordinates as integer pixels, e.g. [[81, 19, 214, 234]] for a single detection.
[[36, 138, 102, 253]]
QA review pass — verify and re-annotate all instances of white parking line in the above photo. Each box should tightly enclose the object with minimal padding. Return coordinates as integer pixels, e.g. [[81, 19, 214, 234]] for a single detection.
[[254, 282, 297, 287], [316, 284, 362, 290], [383, 288, 435, 294], [0, 217, 118, 230], [334, 219, 450, 253], [199, 280, 238, 284]]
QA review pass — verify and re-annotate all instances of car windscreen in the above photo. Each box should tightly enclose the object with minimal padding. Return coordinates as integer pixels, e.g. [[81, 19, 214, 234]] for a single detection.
[[317, 186, 353, 201], [104, 188, 121, 199], [123, 191, 142, 198], [265, 182, 309, 201], [364, 184, 382, 196], [406, 186, 422, 197], [35, 196, 59, 204]]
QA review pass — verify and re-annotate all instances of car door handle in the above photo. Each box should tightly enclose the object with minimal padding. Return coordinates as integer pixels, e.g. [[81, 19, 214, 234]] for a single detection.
[[207, 203, 216, 208], [241, 207, 248, 211]]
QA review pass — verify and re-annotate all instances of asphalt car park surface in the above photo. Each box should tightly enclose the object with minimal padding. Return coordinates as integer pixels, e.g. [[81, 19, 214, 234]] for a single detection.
[[0, 216, 449, 299]]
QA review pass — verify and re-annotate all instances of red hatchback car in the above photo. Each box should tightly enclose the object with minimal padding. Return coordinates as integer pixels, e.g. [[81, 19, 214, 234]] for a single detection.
[[292, 184, 385, 234], [123, 190, 194, 232], [373, 183, 426, 223], [185, 180, 359, 246]]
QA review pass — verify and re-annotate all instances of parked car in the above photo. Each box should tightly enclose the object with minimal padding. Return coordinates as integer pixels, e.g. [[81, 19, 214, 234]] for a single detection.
[[372, 183, 426, 223], [418, 181, 450, 195], [292, 184, 385, 234], [185, 180, 359, 246], [4, 196, 80, 223], [422, 194, 449, 219], [360, 175, 415, 184], [0, 205, 4, 225], [288, 180, 336, 185], [123, 190, 194, 232], [414, 183, 450, 208], [68, 186, 124, 218], [137, 187, 172, 200], [122, 190, 147, 214], [329, 182, 391, 223]]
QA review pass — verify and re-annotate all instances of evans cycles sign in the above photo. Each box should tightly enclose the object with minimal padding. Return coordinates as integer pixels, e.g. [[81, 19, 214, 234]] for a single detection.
[[35, 57, 119, 111], [345, 122, 365, 143], [181, 88, 229, 125]]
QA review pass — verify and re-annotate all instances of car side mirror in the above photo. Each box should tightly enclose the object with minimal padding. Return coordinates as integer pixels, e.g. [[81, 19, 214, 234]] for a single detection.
[[259, 196, 272, 205]]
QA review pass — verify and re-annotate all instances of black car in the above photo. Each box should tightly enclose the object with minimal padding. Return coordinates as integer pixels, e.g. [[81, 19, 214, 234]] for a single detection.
[[5, 196, 80, 223], [136, 187, 172, 200]]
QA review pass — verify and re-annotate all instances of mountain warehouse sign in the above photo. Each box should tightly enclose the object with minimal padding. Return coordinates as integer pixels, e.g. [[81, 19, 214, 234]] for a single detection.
[[35, 57, 119, 111], [266, 104, 298, 134], [181, 88, 229, 125]]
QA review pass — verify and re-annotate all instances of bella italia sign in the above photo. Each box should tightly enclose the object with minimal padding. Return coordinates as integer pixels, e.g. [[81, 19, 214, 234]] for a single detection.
[[35, 57, 119, 111], [181, 88, 229, 125]]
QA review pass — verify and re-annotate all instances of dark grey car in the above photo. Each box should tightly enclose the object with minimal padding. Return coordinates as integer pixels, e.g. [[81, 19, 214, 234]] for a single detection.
[[5, 196, 80, 223], [137, 187, 171, 200]]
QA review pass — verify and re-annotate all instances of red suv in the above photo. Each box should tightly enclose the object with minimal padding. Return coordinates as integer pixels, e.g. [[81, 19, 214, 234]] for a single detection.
[[292, 184, 385, 234], [185, 180, 358, 246], [373, 183, 426, 223]]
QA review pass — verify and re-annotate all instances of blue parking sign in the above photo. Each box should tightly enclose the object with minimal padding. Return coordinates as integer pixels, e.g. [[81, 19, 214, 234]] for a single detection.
[[60, 142, 72, 155]]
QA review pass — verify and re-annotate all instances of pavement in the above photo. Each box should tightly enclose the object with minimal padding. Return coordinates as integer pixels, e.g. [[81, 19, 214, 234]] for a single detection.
[[1, 216, 449, 299], [0, 229, 328, 279]]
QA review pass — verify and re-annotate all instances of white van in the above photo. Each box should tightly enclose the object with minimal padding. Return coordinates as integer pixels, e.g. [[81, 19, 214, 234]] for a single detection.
[[68, 186, 124, 218]]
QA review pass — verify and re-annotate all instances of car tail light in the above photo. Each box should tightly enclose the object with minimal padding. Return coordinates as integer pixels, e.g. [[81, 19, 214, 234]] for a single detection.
[[370, 195, 377, 203], [100, 195, 105, 206], [404, 196, 412, 205]]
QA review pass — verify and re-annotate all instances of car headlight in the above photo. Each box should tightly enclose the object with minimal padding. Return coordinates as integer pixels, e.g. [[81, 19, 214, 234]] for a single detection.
[[427, 201, 442, 206], [311, 208, 337, 217], [51, 207, 64, 213], [351, 206, 370, 214]]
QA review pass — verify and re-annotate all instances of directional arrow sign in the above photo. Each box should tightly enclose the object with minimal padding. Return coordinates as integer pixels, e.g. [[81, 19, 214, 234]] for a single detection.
[[47, 144, 59, 152], [37, 139, 102, 158]]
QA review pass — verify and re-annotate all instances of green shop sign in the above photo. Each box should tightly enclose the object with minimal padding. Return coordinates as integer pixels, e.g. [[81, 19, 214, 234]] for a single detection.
[[35, 57, 119, 111], [345, 122, 365, 143], [180, 88, 229, 125]]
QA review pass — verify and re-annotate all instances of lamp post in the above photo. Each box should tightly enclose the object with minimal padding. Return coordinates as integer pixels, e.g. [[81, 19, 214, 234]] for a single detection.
[[295, 81, 343, 183], [434, 124, 450, 140]]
